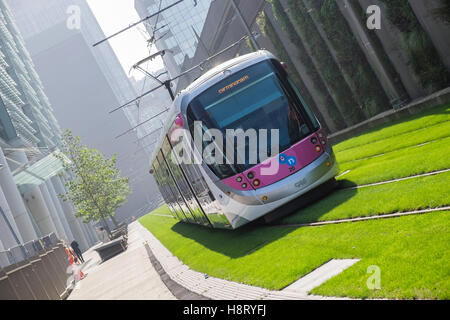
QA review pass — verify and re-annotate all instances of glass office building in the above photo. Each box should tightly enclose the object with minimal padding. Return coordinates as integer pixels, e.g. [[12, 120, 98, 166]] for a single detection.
[[0, 0, 99, 257], [7, 0, 165, 223], [0, 0, 61, 150], [135, 0, 212, 74]]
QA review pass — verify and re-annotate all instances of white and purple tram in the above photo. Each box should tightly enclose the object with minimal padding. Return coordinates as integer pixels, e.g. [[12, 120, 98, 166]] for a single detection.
[[150, 51, 339, 229]]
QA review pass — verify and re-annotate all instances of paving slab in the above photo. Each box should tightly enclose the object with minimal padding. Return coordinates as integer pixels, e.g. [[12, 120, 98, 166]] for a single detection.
[[67, 223, 175, 300], [282, 259, 360, 294]]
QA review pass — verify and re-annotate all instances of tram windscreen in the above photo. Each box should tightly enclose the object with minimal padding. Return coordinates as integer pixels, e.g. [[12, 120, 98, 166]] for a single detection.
[[187, 59, 318, 179]]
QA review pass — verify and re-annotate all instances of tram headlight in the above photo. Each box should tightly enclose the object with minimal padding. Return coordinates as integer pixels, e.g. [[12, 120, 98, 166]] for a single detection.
[[241, 183, 248, 188], [253, 179, 260, 187], [314, 145, 322, 153], [236, 176, 243, 183], [311, 137, 318, 144], [247, 171, 255, 179]]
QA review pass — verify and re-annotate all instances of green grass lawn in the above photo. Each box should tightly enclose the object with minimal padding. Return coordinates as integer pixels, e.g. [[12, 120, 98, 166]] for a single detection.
[[140, 208, 449, 299], [336, 136, 450, 187], [139, 102, 450, 299], [280, 171, 450, 225], [335, 120, 450, 163], [333, 103, 450, 153]]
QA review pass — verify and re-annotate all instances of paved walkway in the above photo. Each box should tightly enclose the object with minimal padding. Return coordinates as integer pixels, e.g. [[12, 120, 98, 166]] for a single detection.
[[67, 223, 175, 300], [67, 221, 352, 300], [135, 222, 348, 300]]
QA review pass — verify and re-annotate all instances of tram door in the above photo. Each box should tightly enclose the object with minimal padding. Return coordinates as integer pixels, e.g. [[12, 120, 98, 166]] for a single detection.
[[157, 151, 194, 223], [162, 136, 211, 226], [152, 162, 187, 222], [169, 128, 229, 228]]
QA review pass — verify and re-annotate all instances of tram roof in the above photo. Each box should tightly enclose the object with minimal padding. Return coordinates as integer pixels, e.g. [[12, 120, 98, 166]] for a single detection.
[[149, 50, 277, 167], [180, 50, 274, 95]]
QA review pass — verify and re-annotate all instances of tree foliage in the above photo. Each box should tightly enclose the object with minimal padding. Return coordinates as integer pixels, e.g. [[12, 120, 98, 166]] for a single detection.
[[56, 130, 130, 228]]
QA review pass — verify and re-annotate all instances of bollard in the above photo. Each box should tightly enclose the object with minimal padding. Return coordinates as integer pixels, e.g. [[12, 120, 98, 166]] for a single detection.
[[28, 257, 60, 300], [0, 268, 19, 300], [52, 244, 72, 298], [20, 259, 50, 300], [47, 247, 68, 289], [53, 244, 70, 275], [3, 261, 36, 300], [41, 237, 68, 292], [39, 250, 65, 298]]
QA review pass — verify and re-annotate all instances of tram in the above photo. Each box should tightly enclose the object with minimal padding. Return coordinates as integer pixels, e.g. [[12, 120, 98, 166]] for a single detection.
[[150, 50, 339, 229]]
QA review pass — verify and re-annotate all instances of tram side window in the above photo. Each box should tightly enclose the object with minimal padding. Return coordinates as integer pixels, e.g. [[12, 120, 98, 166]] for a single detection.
[[153, 162, 172, 208], [162, 137, 188, 195], [156, 152, 170, 200]]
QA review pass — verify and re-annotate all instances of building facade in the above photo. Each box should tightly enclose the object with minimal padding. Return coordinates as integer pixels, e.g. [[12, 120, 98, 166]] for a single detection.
[[134, 0, 212, 81], [172, 0, 450, 134], [0, 0, 98, 266], [6, 0, 163, 222]]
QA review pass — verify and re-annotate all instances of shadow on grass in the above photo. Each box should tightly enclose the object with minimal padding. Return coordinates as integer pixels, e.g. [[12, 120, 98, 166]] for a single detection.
[[278, 179, 357, 224], [170, 179, 357, 258], [171, 221, 295, 258]]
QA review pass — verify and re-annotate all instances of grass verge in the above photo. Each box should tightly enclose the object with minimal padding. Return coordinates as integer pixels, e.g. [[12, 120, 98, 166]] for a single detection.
[[139, 208, 449, 299], [280, 171, 450, 224], [333, 103, 450, 153], [335, 120, 450, 163], [336, 136, 450, 186]]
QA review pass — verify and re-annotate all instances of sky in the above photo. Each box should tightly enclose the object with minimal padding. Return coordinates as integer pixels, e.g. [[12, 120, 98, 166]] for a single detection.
[[86, 0, 165, 80]]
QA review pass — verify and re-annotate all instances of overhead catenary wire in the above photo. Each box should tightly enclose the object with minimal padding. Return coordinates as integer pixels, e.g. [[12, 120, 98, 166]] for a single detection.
[[109, 35, 249, 114], [133, 140, 158, 155], [92, 0, 185, 47], [134, 127, 163, 144], [129, 6, 171, 154], [115, 108, 169, 139]]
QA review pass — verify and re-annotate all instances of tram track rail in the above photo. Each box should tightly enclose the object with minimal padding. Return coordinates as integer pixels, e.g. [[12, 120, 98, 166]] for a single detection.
[[268, 206, 450, 229], [338, 168, 450, 190]]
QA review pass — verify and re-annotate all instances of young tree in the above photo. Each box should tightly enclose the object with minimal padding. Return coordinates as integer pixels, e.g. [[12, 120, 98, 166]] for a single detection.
[[57, 130, 131, 236]]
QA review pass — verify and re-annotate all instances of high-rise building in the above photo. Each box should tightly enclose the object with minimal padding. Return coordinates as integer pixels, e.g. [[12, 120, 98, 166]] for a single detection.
[[173, 0, 267, 91], [7, 0, 162, 222], [0, 0, 97, 262], [134, 0, 212, 82], [0, 2, 61, 150]]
